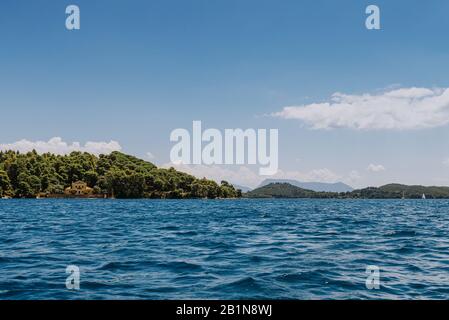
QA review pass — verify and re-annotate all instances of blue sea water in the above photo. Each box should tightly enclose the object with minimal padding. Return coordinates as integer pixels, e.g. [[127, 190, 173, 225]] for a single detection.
[[1, 199, 449, 300]]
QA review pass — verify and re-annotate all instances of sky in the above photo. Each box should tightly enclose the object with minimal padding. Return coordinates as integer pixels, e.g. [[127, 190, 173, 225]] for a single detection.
[[1, 0, 449, 188]]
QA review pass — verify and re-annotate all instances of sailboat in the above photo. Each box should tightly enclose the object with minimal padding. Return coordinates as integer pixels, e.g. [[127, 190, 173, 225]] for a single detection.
[[422, 193, 426, 199]]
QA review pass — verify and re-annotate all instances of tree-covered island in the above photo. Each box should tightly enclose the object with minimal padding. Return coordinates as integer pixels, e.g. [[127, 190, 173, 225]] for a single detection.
[[0, 151, 241, 199]]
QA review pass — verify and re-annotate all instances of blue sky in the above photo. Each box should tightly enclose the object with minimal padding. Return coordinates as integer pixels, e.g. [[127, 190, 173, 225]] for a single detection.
[[1, 0, 449, 188]]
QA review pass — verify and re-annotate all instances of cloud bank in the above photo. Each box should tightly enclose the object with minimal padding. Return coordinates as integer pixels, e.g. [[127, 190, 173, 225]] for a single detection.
[[146, 152, 155, 160], [273, 87, 449, 130], [0, 137, 121, 155], [367, 164, 386, 172], [164, 162, 353, 189]]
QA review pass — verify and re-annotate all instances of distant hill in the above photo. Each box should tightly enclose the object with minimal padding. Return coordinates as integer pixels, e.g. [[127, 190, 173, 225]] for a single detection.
[[245, 182, 449, 199], [245, 183, 315, 198], [245, 183, 337, 198], [258, 179, 353, 193], [352, 184, 449, 199]]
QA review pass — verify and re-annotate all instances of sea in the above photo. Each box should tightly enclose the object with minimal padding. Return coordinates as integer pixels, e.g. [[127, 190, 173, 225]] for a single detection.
[[1, 199, 449, 300]]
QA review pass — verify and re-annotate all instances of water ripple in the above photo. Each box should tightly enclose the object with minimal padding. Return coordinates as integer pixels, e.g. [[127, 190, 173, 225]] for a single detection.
[[1, 199, 449, 299]]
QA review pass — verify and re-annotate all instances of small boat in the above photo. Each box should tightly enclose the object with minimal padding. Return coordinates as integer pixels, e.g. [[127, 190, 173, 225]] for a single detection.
[[422, 193, 426, 199]]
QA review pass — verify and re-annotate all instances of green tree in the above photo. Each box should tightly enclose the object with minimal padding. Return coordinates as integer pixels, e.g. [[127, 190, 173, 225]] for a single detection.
[[84, 170, 98, 187], [0, 169, 13, 197]]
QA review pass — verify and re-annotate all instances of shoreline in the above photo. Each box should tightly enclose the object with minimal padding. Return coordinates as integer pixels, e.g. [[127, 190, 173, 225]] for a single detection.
[[2, 197, 448, 200]]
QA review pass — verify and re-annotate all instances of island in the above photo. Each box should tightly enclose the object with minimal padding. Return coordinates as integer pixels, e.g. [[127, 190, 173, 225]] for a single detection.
[[0, 150, 241, 199], [244, 183, 449, 199]]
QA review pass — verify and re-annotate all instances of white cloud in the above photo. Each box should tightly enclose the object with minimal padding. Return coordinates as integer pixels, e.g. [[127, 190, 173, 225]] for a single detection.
[[277, 168, 342, 183], [146, 152, 155, 160], [162, 163, 263, 188], [163, 162, 350, 189], [0, 137, 121, 155], [273, 87, 449, 130], [443, 158, 449, 167], [348, 170, 362, 182], [367, 164, 386, 172]]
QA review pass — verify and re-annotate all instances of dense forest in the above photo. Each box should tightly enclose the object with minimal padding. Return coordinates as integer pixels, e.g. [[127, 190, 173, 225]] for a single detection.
[[0, 151, 241, 199], [245, 183, 449, 199]]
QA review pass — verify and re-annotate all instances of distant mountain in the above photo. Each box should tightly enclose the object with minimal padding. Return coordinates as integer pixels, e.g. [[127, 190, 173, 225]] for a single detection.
[[232, 184, 252, 193], [258, 179, 353, 193]]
